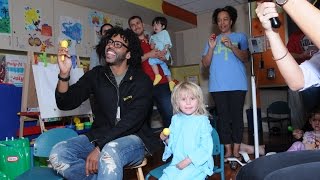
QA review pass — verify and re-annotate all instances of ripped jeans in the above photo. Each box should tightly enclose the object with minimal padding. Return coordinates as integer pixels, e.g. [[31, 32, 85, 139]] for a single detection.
[[49, 134, 145, 180]]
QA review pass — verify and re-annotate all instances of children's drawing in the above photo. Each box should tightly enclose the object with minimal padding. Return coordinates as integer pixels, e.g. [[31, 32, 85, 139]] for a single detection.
[[88, 10, 103, 29], [0, 0, 11, 34], [28, 33, 42, 47], [59, 16, 82, 55], [41, 24, 52, 36], [24, 6, 41, 31], [42, 38, 54, 48]]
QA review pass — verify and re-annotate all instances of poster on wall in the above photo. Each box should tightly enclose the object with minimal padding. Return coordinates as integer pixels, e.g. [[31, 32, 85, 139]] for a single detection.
[[0, 0, 11, 34], [4, 54, 27, 87], [24, 6, 41, 31], [24, 6, 54, 52], [88, 10, 112, 45], [59, 16, 83, 55]]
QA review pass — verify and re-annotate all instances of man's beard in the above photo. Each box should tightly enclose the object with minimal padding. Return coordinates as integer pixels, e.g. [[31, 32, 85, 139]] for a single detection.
[[105, 49, 127, 66]]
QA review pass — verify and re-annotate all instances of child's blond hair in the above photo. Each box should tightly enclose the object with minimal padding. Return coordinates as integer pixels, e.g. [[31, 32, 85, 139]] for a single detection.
[[171, 81, 208, 115]]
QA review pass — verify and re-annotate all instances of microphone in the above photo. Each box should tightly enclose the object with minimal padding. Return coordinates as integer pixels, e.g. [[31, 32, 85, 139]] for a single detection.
[[270, 17, 281, 28], [247, 0, 282, 28]]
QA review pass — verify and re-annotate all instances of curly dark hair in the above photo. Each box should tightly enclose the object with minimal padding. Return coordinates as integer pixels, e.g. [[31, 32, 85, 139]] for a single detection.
[[96, 27, 142, 68], [212, 6, 237, 28]]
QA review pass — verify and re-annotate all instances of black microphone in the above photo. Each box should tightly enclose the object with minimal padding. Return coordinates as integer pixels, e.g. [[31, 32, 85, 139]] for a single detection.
[[270, 17, 281, 28], [247, 0, 282, 28]]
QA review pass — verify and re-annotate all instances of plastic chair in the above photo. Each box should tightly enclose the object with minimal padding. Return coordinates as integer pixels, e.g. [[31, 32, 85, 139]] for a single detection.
[[145, 128, 225, 180], [265, 101, 291, 135], [16, 128, 78, 180]]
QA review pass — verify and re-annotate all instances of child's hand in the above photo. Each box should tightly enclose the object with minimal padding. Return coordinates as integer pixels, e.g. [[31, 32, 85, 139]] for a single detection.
[[160, 128, 170, 145], [160, 131, 169, 141], [176, 157, 191, 170], [292, 129, 303, 139]]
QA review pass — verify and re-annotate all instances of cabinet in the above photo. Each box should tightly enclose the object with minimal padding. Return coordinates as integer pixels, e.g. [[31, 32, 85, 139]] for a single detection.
[[11, 0, 56, 54]]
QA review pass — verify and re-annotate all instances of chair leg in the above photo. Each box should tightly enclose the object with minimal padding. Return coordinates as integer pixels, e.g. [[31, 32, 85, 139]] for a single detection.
[[136, 167, 144, 180]]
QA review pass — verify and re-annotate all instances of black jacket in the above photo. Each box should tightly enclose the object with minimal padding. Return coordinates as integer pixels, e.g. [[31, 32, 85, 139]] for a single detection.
[[55, 65, 159, 154]]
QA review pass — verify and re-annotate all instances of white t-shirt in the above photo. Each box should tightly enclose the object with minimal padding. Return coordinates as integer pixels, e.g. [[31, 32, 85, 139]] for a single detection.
[[300, 51, 320, 91]]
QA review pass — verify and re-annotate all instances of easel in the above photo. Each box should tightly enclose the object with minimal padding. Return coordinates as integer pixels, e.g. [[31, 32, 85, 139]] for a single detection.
[[19, 51, 93, 138], [19, 51, 43, 137]]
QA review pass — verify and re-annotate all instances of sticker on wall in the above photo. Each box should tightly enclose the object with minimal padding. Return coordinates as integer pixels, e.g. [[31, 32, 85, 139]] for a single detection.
[[114, 18, 123, 28], [41, 24, 52, 36], [0, 0, 11, 34], [24, 6, 41, 31], [59, 16, 82, 55], [28, 33, 42, 47], [103, 15, 111, 24], [42, 38, 54, 49]]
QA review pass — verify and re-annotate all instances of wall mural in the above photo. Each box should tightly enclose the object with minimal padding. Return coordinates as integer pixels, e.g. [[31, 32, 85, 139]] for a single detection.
[[0, 0, 10, 34]]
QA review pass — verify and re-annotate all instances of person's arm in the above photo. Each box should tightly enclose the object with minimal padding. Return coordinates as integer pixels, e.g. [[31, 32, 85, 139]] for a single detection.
[[56, 47, 93, 110], [141, 49, 165, 62], [201, 34, 216, 67], [256, 2, 305, 91], [57, 47, 72, 93], [282, 0, 320, 48]]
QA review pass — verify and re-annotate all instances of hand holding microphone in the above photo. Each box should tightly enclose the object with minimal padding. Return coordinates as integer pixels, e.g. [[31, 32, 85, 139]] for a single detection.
[[267, 0, 281, 28], [254, 0, 282, 28]]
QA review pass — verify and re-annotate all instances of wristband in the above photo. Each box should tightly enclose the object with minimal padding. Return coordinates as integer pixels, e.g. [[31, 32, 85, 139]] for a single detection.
[[58, 74, 70, 81], [272, 50, 289, 61]]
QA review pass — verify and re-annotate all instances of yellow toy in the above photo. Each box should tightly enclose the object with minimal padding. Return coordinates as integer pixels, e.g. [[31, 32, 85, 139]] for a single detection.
[[162, 128, 170, 136], [60, 40, 68, 61]]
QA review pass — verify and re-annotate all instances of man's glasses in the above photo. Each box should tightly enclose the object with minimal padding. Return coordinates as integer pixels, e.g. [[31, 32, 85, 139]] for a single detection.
[[107, 39, 128, 49]]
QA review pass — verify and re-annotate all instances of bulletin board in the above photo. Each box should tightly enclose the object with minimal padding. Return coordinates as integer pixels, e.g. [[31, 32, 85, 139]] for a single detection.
[[171, 64, 200, 85]]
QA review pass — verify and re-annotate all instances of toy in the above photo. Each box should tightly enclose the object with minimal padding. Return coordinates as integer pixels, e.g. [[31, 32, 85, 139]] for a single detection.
[[162, 128, 170, 136], [287, 126, 293, 132], [60, 40, 68, 61], [221, 36, 227, 43], [210, 33, 216, 41]]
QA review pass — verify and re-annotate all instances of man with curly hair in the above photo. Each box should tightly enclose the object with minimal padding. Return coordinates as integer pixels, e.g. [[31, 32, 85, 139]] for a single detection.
[[49, 27, 158, 180]]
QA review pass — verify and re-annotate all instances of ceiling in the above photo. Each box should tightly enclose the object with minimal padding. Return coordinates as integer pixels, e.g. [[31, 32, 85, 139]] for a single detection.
[[165, 0, 248, 15], [62, 0, 249, 32]]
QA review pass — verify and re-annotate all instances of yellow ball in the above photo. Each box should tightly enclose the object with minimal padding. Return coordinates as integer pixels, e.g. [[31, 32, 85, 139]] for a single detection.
[[163, 128, 170, 136], [60, 40, 68, 48]]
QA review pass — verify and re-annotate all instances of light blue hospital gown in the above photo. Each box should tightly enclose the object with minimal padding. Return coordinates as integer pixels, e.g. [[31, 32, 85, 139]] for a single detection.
[[160, 113, 214, 180]]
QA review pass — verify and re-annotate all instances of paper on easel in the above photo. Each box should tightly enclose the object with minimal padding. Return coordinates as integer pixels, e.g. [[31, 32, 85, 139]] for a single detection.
[[32, 62, 92, 119]]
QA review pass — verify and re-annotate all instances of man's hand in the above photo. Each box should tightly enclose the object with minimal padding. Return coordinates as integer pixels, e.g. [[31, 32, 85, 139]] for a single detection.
[[57, 47, 72, 76], [85, 147, 100, 176], [176, 157, 192, 170]]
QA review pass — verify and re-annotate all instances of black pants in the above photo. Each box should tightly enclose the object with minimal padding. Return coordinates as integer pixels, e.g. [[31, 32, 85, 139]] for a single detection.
[[236, 150, 320, 180], [211, 90, 246, 144]]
